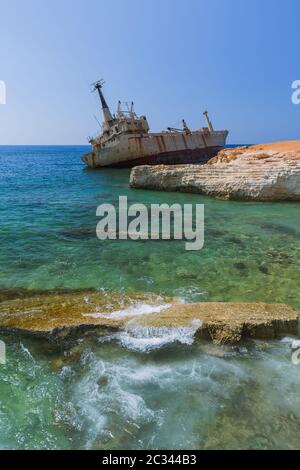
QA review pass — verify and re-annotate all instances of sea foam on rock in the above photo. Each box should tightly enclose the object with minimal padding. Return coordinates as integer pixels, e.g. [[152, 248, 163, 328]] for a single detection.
[[0, 289, 298, 344]]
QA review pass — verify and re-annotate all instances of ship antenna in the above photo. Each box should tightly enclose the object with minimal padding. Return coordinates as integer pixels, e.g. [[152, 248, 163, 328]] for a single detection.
[[93, 114, 101, 128], [91, 79, 113, 124], [203, 111, 214, 132], [130, 101, 137, 119]]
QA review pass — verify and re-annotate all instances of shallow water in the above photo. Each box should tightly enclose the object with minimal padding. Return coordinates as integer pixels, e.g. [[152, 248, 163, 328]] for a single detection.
[[1, 146, 300, 310], [0, 145, 300, 449], [1, 334, 300, 450]]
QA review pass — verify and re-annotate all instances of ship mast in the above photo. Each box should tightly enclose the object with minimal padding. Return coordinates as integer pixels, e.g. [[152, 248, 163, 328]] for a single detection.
[[203, 111, 214, 133], [92, 79, 113, 125]]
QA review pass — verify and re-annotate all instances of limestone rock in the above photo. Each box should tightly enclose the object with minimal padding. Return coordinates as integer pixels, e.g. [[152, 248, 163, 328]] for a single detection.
[[0, 289, 298, 344], [129, 141, 300, 201]]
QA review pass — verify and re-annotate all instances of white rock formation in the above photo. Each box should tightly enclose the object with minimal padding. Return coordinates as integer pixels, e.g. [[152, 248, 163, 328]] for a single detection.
[[130, 141, 300, 201]]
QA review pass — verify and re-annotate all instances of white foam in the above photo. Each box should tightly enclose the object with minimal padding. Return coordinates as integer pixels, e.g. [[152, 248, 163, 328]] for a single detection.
[[173, 286, 207, 303], [118, 319, 202, 353], [281, 337, 300, 349], [82, 302, 172, 320], [19, 342, 34, 361]]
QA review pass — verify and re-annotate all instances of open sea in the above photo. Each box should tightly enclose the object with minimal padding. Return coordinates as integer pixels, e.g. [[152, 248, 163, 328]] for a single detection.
[[0, 145, 300, 450]]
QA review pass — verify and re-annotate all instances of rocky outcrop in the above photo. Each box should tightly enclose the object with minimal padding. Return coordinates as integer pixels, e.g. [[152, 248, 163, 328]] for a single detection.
[[0, 289, 298, 344], [130, 141, 300, 201], [139, 303, 298, 344]]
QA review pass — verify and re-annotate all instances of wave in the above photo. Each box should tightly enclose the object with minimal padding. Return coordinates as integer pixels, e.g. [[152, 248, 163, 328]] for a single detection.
[[117, 320, 202, 353], [281, 336, 300, 349], [82, 301, 172, 320]]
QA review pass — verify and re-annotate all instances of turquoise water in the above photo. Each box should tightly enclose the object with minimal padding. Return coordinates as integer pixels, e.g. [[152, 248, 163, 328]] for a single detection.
[[0, 145, 300, 449]]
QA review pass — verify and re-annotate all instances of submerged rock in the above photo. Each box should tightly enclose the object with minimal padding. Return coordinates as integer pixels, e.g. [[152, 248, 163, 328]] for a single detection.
[[234, 262, 248, 271], [129, 141, 300, 201], [258, 263, 269, 275], [59, 227, 95, 239], [0, 289, 298, 344], [260, 223, 299, 237]]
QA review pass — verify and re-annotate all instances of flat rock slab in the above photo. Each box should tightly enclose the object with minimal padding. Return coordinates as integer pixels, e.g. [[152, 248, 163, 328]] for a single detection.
[[0, 289, 298, 344], [140, 303, 298, 344], [0, 289, 166, 334]]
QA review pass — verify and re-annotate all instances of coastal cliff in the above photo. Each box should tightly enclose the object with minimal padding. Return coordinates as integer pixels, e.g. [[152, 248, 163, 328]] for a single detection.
[[130, 141, 300, 201]]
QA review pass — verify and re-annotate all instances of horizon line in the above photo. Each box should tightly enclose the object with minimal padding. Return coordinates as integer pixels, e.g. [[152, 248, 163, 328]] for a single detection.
[[0, 142, 249, 147]]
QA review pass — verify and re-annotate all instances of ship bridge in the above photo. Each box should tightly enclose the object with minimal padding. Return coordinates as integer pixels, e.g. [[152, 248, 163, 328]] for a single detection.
[[90, 81, 150, 146]]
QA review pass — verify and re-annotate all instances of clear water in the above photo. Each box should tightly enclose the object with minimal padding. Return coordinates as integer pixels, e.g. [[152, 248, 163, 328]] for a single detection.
[[0, 145, 299, 450]]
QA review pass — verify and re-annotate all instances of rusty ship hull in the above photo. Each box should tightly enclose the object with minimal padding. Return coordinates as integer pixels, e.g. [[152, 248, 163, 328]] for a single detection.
[[82, 130, 228, 168], [82, 80, 228, 169]]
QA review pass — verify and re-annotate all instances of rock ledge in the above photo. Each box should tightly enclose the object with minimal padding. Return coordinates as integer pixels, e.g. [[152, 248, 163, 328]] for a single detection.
[[130, 141, 300, 201], [0, 289, 298, 344]]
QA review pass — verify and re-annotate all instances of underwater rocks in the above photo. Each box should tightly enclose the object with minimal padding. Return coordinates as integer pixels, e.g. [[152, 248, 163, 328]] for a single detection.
[[59, 227, 95, 239], [0, 289, 298, 344], [129, 141, 300, 201]]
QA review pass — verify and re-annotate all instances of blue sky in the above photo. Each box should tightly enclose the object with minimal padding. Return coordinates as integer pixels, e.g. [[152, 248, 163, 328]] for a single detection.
[[0, 0, 299, 144]]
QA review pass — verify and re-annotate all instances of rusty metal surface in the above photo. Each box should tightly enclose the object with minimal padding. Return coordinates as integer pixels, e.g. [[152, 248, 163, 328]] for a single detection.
[[82, 129, 228, 168], [83, 81, 228, 168]]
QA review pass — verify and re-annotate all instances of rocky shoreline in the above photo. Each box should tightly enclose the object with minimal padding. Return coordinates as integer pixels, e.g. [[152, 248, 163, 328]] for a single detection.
[[0, 289, 298, 344], [130, 141, 300, 201]]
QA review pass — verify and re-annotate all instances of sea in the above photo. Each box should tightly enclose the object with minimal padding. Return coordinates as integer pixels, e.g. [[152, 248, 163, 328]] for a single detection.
[[0, 145, 299, 450]]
